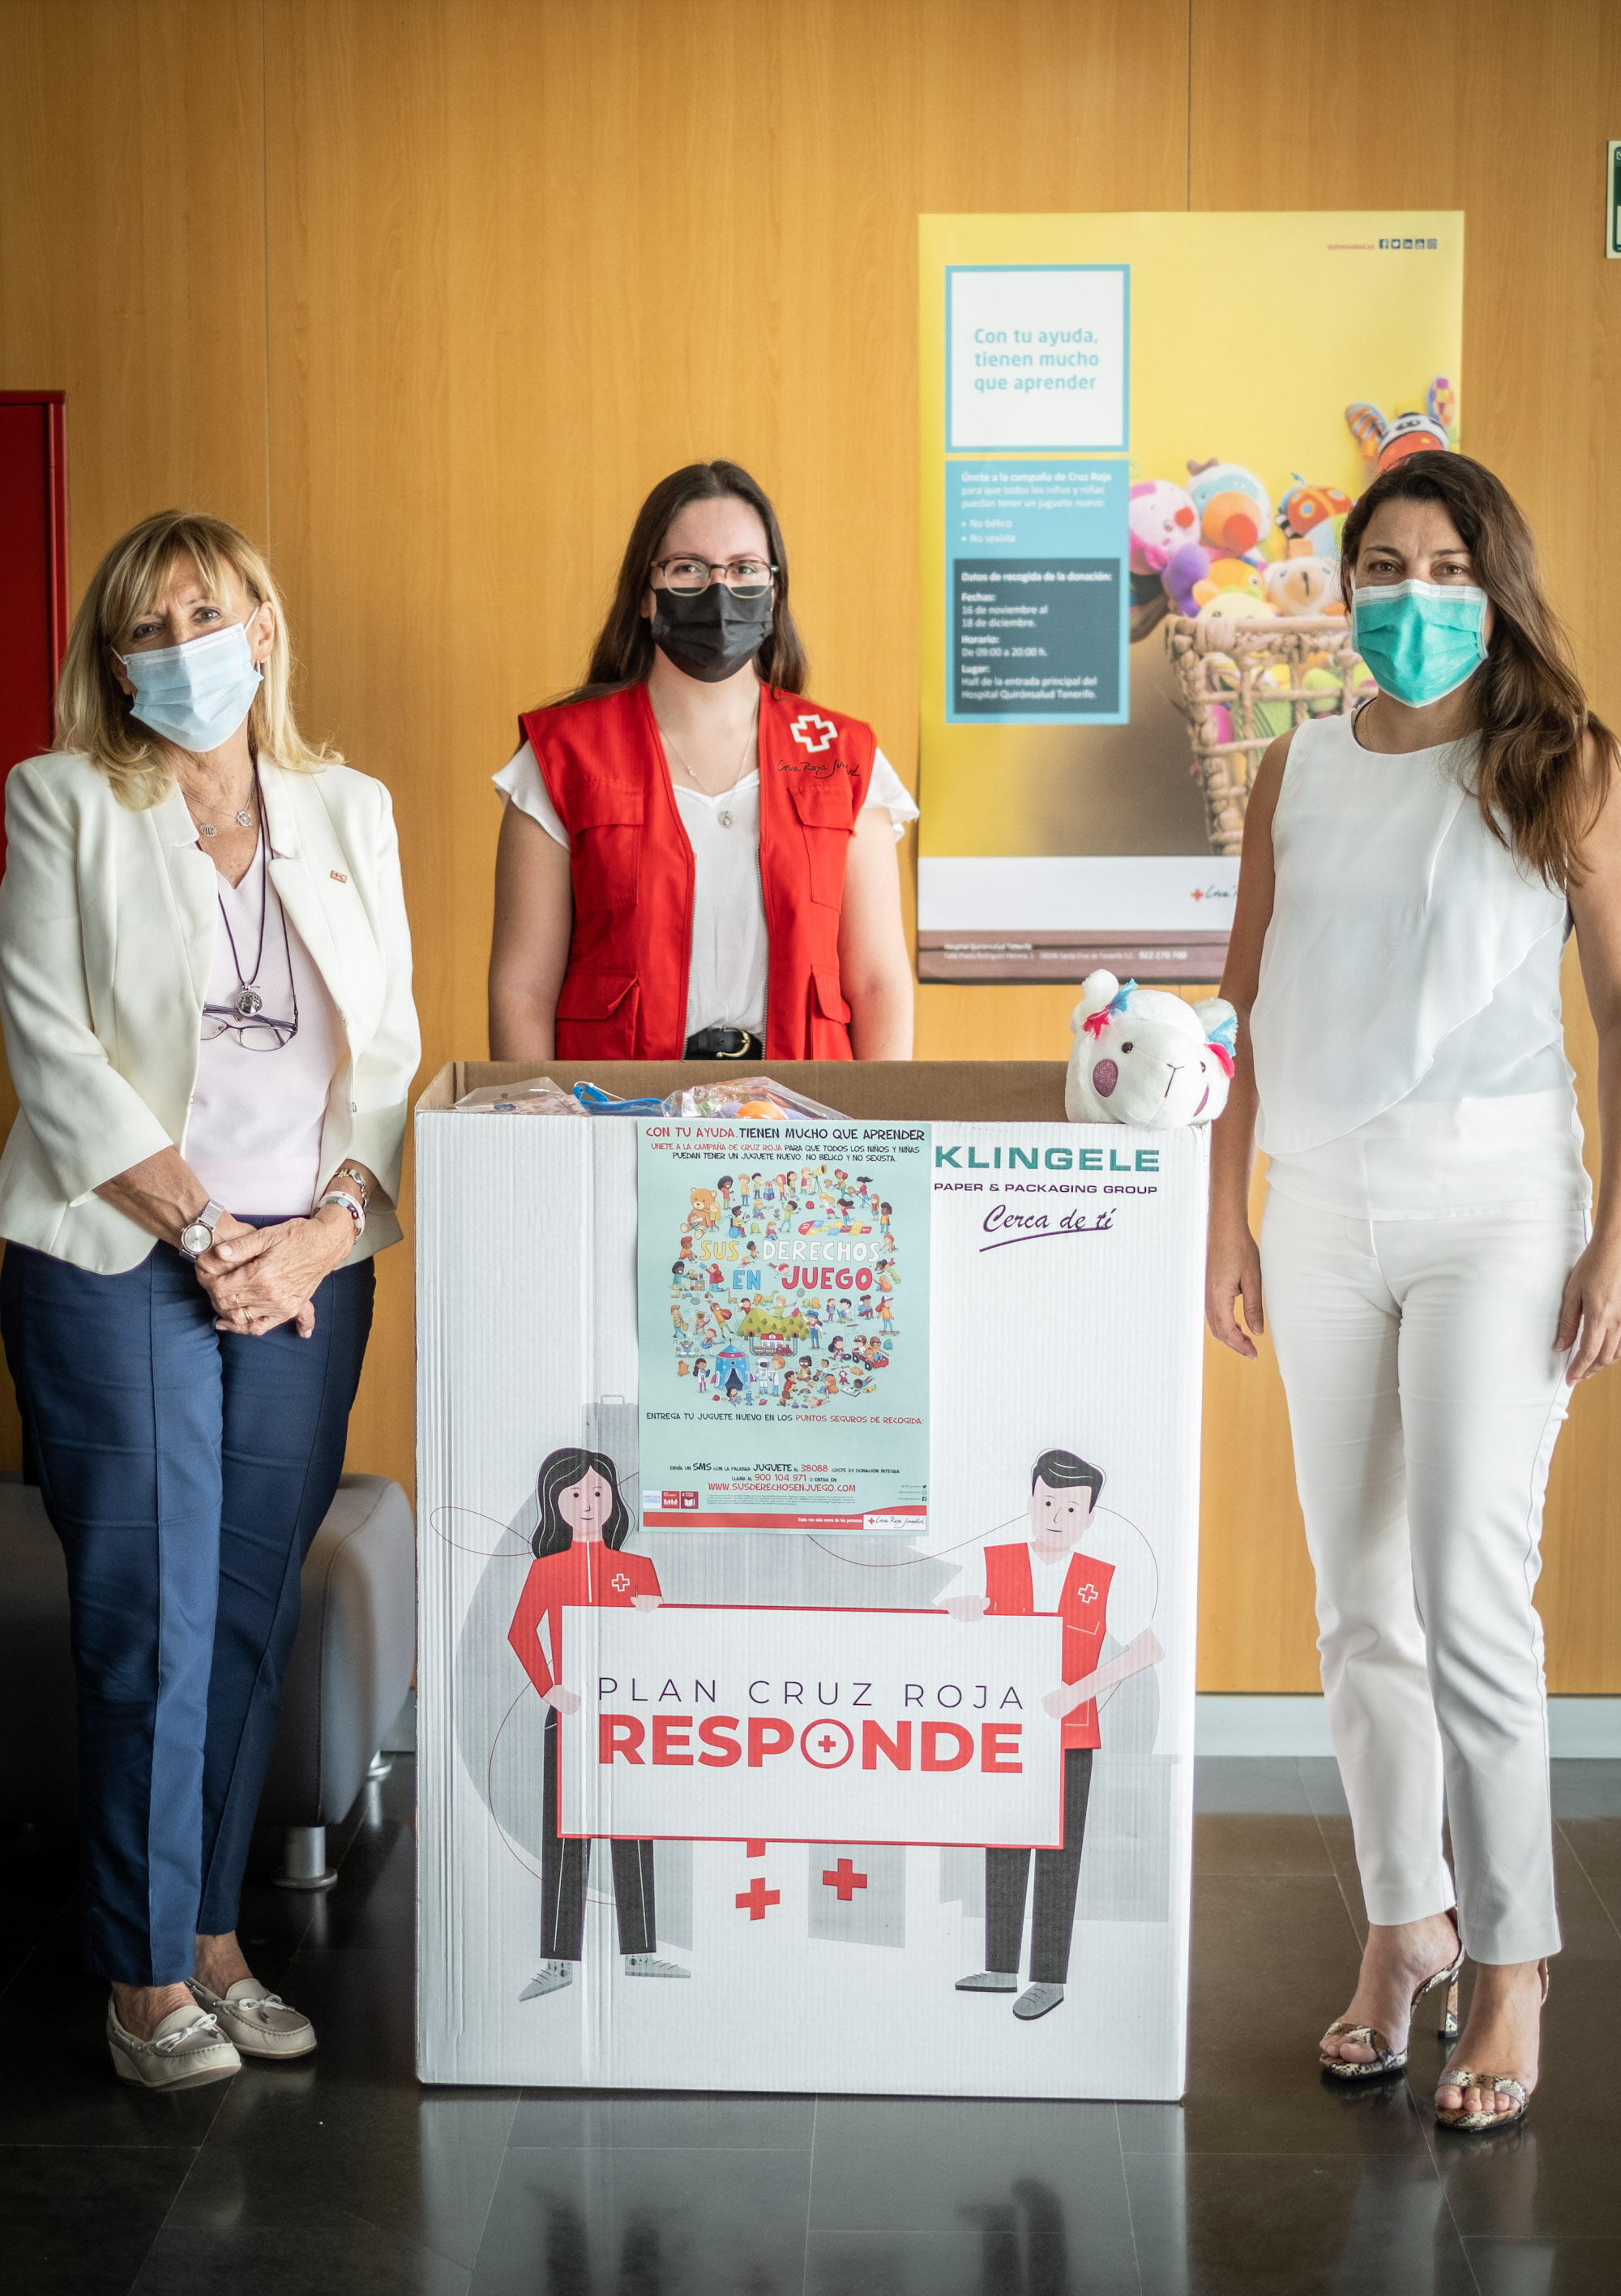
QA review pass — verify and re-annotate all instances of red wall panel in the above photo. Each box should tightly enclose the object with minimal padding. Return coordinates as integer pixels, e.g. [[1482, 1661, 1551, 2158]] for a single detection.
[[0, 393, 68, 873]]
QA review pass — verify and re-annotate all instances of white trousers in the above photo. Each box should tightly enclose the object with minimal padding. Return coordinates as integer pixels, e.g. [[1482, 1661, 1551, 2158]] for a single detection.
[[1259, 1189, 1585, 1964]]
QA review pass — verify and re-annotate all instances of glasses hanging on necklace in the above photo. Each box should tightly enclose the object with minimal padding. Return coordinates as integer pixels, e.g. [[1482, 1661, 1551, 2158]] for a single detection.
[[201, 765, 300, 1051]]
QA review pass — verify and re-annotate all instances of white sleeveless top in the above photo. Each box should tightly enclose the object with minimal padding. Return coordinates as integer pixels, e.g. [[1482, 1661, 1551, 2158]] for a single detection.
[[1252, 712, 1588, 1218]]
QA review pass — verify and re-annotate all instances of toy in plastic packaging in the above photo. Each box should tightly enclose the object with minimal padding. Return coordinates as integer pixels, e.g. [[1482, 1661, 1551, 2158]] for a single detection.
[[453, 1073, 846, 1121], [451, 1076, 584, 1115], [663, 1074, 845, 1120], [571, 1082, 669, 1116]]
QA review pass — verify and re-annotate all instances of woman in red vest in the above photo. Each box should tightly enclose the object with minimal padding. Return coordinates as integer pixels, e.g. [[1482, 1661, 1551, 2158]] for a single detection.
[[507, 1447, 687, 1998], [488, 460, 915, 1063]]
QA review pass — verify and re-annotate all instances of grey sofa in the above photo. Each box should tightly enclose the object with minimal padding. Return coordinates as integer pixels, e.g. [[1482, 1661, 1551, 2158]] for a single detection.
[[0, 1470, 416, 1885]]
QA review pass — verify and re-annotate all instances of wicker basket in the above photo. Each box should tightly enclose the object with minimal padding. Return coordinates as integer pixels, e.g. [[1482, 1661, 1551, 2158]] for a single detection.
[[1164, 614, 1373, 857]]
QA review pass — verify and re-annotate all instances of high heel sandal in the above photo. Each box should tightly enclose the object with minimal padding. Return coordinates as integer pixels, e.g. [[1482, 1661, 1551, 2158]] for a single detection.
[[1434, 1960, 1549, 2133], [1319, 1935, 1464, 2083]]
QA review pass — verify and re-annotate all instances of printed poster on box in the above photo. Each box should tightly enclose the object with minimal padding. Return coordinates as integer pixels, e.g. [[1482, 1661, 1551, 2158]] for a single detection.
[[637, 1120, 930, 1532], [417, 1103, 1205, 2099]]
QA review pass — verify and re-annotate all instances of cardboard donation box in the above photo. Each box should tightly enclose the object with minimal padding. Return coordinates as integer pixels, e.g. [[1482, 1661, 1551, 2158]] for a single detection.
[[417, 1061, 1207, 2098]]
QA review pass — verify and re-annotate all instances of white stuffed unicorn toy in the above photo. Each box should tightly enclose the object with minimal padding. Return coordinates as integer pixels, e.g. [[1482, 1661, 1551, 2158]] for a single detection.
[[1066, 971, 1237, 1129]]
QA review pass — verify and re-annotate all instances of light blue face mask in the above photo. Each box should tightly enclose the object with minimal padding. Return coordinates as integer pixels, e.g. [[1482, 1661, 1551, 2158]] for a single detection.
[[1350, 578, 1489, 709], [118, 609, 264, 752]]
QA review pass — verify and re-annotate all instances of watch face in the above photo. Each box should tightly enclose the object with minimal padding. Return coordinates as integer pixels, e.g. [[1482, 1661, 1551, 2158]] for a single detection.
[[181, 1223, 210, 1255]]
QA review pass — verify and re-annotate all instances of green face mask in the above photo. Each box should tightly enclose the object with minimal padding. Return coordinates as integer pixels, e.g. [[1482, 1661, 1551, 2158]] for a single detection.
[[1350, 578, 1489, 708]]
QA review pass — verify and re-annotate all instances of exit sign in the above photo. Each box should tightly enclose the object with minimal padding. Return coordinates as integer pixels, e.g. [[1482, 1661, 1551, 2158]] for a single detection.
[[1610, 143, 1621, 259]]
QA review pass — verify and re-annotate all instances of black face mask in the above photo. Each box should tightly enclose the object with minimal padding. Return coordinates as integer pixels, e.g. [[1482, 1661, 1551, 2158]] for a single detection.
[[650, 584, 774, 683]]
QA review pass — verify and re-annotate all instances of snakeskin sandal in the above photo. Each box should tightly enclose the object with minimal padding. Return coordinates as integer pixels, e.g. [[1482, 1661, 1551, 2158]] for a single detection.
[[1319, 1938, 1464, 2082], [1435, 1960, 1548, 2133]]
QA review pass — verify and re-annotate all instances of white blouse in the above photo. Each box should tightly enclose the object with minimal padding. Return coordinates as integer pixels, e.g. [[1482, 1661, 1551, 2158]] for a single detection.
[[182, 844, 345, 1216], [494, 738, 918, 1039], [1252, 712, 1588, 1219]]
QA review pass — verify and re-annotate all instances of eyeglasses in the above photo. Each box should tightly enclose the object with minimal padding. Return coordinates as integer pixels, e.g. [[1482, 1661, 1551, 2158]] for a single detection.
[[201, 1002, 300, 1051], [651, 556, 777, 598]]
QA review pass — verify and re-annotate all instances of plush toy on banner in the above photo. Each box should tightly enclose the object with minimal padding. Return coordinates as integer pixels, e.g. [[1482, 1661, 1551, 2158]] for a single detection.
[[1127, 481, 1201, 641], [1191, 556, 1264, 610], [1345, 378, 1457, 473], [1160, 538, 1214, 617], [1185, 459, 1273, 556], [1065, 973, 1237, 1129], [1127, 479, 1198, 575], [1276, 479, 1354, 566], [1261, 555, 1344, 618]]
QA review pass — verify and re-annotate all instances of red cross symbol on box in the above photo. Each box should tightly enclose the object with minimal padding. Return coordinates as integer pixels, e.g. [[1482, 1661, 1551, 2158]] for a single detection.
[[735, 1876, 781, 1921], [821, 1857, 867, 1902]]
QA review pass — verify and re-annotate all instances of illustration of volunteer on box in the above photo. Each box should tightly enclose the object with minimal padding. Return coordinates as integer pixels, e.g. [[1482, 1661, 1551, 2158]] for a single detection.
[[940, 1448, 1164, 2023], [507, 1447, 691, 2000]]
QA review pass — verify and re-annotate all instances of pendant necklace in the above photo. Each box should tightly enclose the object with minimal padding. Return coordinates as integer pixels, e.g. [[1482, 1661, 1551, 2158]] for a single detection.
[[190, 792, 255, 839], [658, 697, 759, 829], [215, 767, 272, 1020]]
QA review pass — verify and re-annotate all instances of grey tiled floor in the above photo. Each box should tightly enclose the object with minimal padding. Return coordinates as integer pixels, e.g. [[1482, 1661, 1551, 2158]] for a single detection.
[[3, 1757, 1619, 2292]]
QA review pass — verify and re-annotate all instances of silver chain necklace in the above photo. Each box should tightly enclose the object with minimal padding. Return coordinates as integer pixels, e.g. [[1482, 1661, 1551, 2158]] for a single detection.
[[185, 776, 255, 839], [657, 697, 759, 829]]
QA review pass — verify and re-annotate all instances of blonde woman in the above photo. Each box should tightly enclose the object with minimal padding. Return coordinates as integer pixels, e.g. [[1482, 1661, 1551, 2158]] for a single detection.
[[0, 512, 418, 2088]]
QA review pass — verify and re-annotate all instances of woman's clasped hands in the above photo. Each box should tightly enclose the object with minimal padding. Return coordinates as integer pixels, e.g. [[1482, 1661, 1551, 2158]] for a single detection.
[[195, 1205, 357, 1339]]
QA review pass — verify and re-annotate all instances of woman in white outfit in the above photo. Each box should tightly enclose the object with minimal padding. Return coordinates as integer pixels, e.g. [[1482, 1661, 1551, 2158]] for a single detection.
[[1208, 452, 1621, 2131], [0, 511, 417, 2088]]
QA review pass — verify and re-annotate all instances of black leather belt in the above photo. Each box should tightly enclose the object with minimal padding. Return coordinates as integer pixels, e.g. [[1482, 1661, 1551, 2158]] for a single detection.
[[684, 1028, 763, 1060]]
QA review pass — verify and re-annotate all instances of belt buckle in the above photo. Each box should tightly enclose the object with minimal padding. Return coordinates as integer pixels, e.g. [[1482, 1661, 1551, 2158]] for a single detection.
[[717, 1032, 749, 1060]]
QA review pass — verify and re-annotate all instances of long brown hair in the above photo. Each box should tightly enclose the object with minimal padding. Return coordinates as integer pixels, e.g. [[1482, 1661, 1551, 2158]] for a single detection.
[[565, 460, 809, 701], [1340, 454, 1616, 886]]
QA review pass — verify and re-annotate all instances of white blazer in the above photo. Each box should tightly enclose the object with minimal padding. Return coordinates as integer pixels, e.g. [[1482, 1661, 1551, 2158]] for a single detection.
[[0, 751, 420, 1275]]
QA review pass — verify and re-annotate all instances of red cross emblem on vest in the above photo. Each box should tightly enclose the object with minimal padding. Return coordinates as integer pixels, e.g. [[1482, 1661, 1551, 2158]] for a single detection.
[[1073, 1580, 1099, 1604], [610, 1572, 630, 1593], [789, 712, 838, 754]]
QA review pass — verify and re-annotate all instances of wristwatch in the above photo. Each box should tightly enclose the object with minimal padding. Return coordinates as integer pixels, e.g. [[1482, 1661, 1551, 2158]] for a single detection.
[[179, 1199, 226, 1261]]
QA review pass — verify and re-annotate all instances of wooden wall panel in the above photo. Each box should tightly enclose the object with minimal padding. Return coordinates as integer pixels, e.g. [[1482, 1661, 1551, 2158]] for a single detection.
[[1191, 0, 1621, 1690], [0, 1, 269, 560], [2, 0, 1619, 1688]]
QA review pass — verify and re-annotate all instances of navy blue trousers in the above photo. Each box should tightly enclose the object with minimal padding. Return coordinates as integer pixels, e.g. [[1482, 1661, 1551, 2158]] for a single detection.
[[0, 1236, 374, 1984]]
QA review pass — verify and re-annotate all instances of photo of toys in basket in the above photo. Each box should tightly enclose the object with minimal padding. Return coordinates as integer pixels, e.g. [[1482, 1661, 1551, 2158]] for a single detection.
[[1129, 379, 1458, 857], [666, 1165, 902, 1414]]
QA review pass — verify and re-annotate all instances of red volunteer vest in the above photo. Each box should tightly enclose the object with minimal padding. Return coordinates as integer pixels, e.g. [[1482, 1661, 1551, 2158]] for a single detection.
[[507, 1544, 662, 1704], [983, 1543, 1116, 1752], [518, 683, 878, 1061]]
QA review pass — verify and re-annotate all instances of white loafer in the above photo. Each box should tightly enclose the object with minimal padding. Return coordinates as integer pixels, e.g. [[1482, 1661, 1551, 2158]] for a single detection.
[[107, 1998, 241, 2088], [188, 1977, 317, 2059]]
